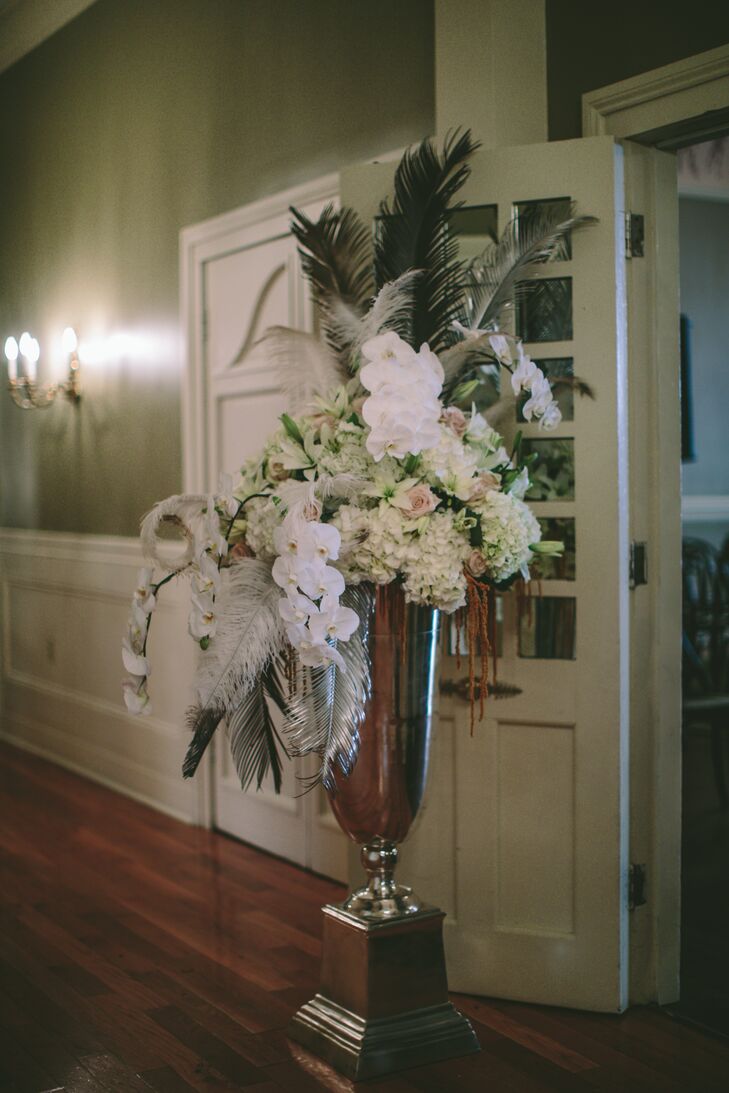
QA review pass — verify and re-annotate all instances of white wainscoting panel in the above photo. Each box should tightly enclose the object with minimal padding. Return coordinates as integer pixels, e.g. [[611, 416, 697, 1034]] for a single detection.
[[0, 528, 198, 822]]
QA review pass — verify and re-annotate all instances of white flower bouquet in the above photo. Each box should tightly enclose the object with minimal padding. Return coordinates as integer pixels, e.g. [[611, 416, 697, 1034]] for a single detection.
[[123, 131, 593, 790]]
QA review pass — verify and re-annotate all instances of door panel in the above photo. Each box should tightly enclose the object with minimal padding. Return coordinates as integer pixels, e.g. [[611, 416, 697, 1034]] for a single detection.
[[190, 185, 349, 882], [342, 136, 631, 1010]]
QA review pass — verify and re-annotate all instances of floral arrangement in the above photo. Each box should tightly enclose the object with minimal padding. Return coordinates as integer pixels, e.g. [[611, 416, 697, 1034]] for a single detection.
[[123, 131, 594, 791]]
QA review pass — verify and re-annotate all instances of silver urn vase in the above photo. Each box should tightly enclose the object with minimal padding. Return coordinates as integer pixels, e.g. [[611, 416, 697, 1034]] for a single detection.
[[289, 584, 480, 1081]]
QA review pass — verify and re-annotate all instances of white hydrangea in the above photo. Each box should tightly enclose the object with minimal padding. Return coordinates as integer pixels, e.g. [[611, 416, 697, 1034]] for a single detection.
[[243, 496, 281, 561], [333, 502, 414, 585], [472, 490, 541, 583], [316, 423, 377, 481], [420, 425, 479, 500], [402, 510, 471, 612]]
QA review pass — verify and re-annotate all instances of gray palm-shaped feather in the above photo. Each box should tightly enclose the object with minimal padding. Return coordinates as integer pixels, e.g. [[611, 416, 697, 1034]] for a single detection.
[[284, 583, 374, 791]]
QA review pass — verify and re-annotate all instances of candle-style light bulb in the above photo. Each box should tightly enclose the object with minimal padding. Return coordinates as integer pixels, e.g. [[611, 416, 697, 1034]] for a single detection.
[[18, 331, 32, 357], [62, 326, 78, 355], [25, 336, 40, 384], [4, 336, 18, 382]]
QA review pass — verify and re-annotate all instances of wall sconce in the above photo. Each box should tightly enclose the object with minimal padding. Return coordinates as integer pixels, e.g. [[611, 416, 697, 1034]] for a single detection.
[[4, 327, 81, 409]]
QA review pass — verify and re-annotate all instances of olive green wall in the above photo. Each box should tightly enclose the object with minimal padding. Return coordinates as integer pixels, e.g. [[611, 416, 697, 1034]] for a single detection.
[[546, 0, 729, 141], [0, 0, 434, 536]]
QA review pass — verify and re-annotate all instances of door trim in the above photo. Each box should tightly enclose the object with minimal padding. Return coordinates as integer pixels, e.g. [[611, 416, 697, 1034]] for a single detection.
[[582, 43, 729, 144]]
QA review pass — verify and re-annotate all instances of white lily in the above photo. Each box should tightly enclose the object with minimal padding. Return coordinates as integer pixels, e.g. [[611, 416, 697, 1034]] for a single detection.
[[364, 470, 419, 508]]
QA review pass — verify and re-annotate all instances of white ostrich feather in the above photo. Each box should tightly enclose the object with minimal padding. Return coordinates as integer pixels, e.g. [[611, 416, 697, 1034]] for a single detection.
[[255, 326, 345, 412], [194, 558, 285, 715], [140, 493, 208, 571], [328, 270, 420, 364]]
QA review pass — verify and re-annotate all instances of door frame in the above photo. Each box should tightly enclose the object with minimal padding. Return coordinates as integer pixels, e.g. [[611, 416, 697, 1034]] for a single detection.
[[583, 45, 729, 1005]]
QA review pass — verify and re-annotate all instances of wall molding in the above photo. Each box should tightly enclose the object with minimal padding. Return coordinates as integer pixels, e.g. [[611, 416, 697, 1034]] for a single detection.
[[583, 44, 729, 142], [0, 526, 198, 824], [681, 494, 729, 522]]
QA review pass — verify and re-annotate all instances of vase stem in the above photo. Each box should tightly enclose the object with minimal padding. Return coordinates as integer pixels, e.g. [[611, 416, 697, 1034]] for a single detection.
[[343, 838, 421, 918]]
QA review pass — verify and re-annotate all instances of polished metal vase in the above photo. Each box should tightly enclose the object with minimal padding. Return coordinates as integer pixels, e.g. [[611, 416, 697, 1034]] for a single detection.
[[289, 584, 480, 1081], [328, 582, 440, 918]]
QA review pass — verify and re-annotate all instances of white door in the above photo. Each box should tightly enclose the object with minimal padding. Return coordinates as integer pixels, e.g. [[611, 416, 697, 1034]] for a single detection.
[[342, 135, 632, 1011], [180, 181, 348, 881]]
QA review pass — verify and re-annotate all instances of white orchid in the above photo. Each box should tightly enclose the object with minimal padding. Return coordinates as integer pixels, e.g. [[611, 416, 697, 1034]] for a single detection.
[[272, 553, 313, 591], [298, 562, 345, 602], [122, 635, 150, 677], [307, 596, 359, 643], [195, 497, 228, 558], [194, 550, 221, 595], [216, 472, 239, 519], [297, 637, 345, 671], [539, 399, 562, 430], [279, 590, 318, 631], [522, 371, 553, 421], [123, 678, 152, 716], [488, 333, 513, 364], [133, 567, 156, 614], [188, 590, 217, 641], [511, 347, 539, 395], [361, 330, 417, 367]]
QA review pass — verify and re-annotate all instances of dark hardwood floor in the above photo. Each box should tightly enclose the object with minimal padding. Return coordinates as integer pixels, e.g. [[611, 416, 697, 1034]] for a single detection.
[[2, 742, 729, 1093]]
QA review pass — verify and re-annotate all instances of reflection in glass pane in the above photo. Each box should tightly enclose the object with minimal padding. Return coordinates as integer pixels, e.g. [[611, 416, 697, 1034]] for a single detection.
[[531, 517, 576, 580], [523, 438, 575, 501], [518, 597, 576, 659], [516, 278, 573, 342], [515, 198, 572, 261], [518, 358, 574, 422], [445, 594, 503, 658], [449, 204, 499, 264]]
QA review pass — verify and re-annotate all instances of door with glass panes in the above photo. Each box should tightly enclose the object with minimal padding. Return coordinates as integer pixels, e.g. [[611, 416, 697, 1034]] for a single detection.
[[341, 135, 632, 1011]]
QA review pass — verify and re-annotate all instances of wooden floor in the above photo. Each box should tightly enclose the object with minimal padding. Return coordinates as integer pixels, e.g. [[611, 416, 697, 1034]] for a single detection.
[[2, 746, 729, 1093]]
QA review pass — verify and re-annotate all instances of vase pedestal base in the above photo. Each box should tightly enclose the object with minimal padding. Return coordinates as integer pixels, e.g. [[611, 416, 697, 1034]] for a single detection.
[[288, 903, 480, 1081]]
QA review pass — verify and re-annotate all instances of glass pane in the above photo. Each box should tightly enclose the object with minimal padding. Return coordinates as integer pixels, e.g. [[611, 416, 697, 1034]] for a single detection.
[[518, 357, 574, 422], [518, 596, 576, 659], [531, 517, 576, 580], [515, 278, 573, 343], [523, 438, 575, 501], [449, 204, 499, 263], [515, 198, 572, 261]]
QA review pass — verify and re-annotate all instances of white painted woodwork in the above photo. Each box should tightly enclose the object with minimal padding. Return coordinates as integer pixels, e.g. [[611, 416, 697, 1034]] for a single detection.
[[180, 178, 349, 882], [342, 136, 631, 1011], [0, 528, 198, 822], [582, 44, 729, 143], [434, 0, 547, 146], [621, 141, 682, 1006]]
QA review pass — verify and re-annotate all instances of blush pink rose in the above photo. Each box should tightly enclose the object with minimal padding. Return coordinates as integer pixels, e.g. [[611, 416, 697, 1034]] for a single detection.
[[466, 549, 488, 577], [441, 406, 468, 437], [467, 472, 501, 503], [398, 484, 440, 519]]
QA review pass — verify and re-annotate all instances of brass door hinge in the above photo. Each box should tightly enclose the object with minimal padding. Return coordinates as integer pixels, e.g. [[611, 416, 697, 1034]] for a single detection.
[[625, 212, 645, 258], [628, 863, 647, 910]]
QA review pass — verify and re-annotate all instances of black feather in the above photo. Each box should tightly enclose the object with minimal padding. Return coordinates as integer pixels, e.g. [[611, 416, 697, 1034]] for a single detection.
[[182, 705, 225, 779], [290, 204, 374, 363], [226, 659, 288, 794], [373, 128, 479, 352]]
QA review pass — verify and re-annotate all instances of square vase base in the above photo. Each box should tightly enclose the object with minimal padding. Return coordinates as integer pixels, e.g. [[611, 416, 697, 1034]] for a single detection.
[[288, 995, 480, 1081], [287, 903, 480, 1081]]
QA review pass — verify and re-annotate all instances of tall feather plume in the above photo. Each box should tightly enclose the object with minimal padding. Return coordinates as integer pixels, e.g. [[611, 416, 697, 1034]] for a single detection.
[[327, 270, 420, 368], [140, 493, 208, 571], [290, 204, 374, 365], [225, 658, 287, 792], [373, 129, 479, 352], [284, 583, 373, 791], [194, 559, 285, 716], [254, 326, 345, 412], [465, 205, 598, 334]]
